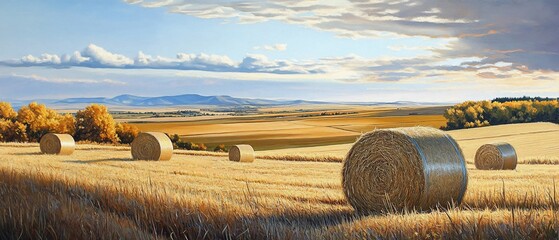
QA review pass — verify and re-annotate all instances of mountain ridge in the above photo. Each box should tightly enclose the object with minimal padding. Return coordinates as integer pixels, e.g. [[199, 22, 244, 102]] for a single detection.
[[7, 94, 451, 108], [55, 94, 326, 107]]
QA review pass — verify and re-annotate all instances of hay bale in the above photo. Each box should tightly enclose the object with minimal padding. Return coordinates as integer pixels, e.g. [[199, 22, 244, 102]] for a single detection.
[[475, 142, 517, 170], [229, 145, 254, 162], [131, 132, 173, 161], [40, 133, 75, 155], [342, 127, 468, 213]]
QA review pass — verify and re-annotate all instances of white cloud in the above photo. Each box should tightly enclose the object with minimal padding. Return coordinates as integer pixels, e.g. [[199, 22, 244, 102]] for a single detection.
[[21, 53, 61, 65], [2, 42, 558, 87], [0, 44, 312, 74], [254, 43, 287, 51], [81, 44, 134, 67], [124, 0, 559, 73]]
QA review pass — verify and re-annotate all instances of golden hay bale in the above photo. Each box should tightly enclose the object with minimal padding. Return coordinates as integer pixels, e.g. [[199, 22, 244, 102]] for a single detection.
[[131, 132, 173, 161], [342, 127, 468, 213], [40, 133, 75, 155], [228, 145, 255, 162], [475, 142, 517, 170]]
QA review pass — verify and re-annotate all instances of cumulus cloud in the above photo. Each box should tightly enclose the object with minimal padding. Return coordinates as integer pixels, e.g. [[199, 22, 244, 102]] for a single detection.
[[6, 44, 134, 68], [2, 44, 558, 85], [124, 0, 559, 74], [81, 44, 133, 67], [1, 44, 314, 74], [254, 43, 287, 51]]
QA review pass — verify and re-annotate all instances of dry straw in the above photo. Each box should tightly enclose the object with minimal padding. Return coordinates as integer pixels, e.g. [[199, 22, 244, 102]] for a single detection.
[[475, 142, 517, 170], [342, 127, 468, 213], [131, 132, 173, 161], [39, 133, 75, 155], [229, 145, 255, 162]]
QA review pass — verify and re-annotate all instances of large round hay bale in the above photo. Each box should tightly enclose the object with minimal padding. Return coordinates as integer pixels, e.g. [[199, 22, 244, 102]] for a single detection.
[[475, 142, 517, 170], [228, 145, 254, 162], [40, 133, 75, 155], [131, 132, 173, 161], [342, 127, 468, 213]]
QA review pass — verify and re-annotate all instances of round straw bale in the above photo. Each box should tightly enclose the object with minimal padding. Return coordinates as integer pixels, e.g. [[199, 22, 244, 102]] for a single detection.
[[342, 127, 468, 213], [229, 145, 254, 162], [475, 142, 517, 170], [40, 133, 75, 155], [131, 132, 173, 161]]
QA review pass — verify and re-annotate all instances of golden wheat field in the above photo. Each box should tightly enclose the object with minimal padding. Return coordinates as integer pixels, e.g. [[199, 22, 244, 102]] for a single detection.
[[130, 106, 447, 150], [1, 122, 559, 239], [261, 122, 559, 163]]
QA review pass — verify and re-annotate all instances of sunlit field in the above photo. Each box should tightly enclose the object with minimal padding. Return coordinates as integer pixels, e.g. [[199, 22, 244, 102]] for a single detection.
[[130, 106, 447, 150], [260, 122, 559, 163], [1, 137, 559, 239], [3, 0, 559, 238]]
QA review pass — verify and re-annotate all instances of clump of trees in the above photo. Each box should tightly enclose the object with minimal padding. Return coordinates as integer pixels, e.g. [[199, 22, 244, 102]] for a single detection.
[[492, 96, 558, 103], [75, 104, 119, 143], [213, 144, 227, 152], [0, 102, 139, 144], [0, 101, 221, 151], [116, 123, 139, 144], [16, 102, 75, 142], [168, 133, 224, 151], [444, 100, 559, 130]]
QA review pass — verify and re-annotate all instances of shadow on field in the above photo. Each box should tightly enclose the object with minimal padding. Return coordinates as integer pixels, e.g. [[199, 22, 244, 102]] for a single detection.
[[249, 210, 363, 228], [63, 158, 136, 164], [11, 152, 44, 156]]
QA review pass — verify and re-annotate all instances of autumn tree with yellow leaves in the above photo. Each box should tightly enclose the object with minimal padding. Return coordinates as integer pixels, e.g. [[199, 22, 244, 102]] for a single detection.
[[444, 100, 559, 129], [75, 104, 119, 143], [115, 123, 139, 144], [16, 102, 75, 142], [0, 102, 27, 142]]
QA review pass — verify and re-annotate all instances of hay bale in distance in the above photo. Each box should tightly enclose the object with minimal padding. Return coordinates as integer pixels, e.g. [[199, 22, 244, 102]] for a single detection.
[[475, 142, 517, 170], [229, 145, 255, 162], [342, 127, 468, 213], [40, 133, 75, 155], [131, 132, 173, 161]]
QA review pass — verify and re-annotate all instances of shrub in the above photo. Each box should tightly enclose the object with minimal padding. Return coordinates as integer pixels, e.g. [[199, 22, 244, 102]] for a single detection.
[[197, 143, 207, 151], [0, 119, 28, 142], [170, 134, 180, 143], [0, 102, 17, 121], [213, 144, 227, 152], [56, 114, 76, 135], [174, 140, 207, 151], [75, 104, 118, 143], [116, 123, 139, 144], [16, 102, 70, 142]]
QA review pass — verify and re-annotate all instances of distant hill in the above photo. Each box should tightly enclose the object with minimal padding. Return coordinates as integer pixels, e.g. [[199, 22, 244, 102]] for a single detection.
[[8, 94, 451, 108], [55, 94, 327, 107]]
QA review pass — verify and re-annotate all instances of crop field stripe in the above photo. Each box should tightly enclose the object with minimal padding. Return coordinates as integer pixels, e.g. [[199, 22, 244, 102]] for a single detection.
[[455, 129, 559, 141]]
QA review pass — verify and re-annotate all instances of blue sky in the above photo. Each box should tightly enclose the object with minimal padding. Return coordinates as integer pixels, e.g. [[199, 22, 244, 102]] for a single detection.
[[1, 0, 558, 102]]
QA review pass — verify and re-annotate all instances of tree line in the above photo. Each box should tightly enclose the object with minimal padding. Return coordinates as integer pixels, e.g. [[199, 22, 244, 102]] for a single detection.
[[0, 102, 224, 151], [0, 102, 139, 144], [444, 100, 559, 130], [492, 96, 558, 103]]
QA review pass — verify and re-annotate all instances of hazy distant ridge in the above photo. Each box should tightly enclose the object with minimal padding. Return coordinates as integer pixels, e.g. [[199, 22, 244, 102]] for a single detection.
[[8, 94, 450, 107], [55, 94, 327, 106]]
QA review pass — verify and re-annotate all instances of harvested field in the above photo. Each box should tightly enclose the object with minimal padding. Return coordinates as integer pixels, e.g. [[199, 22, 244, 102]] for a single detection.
[[130, 106, 447, 150], [1, 141, 559, 238], [261, 122, 559, 163]]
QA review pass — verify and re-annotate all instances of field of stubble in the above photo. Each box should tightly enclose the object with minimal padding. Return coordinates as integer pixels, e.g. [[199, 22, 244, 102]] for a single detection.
[[1, 121, 559, 239]]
